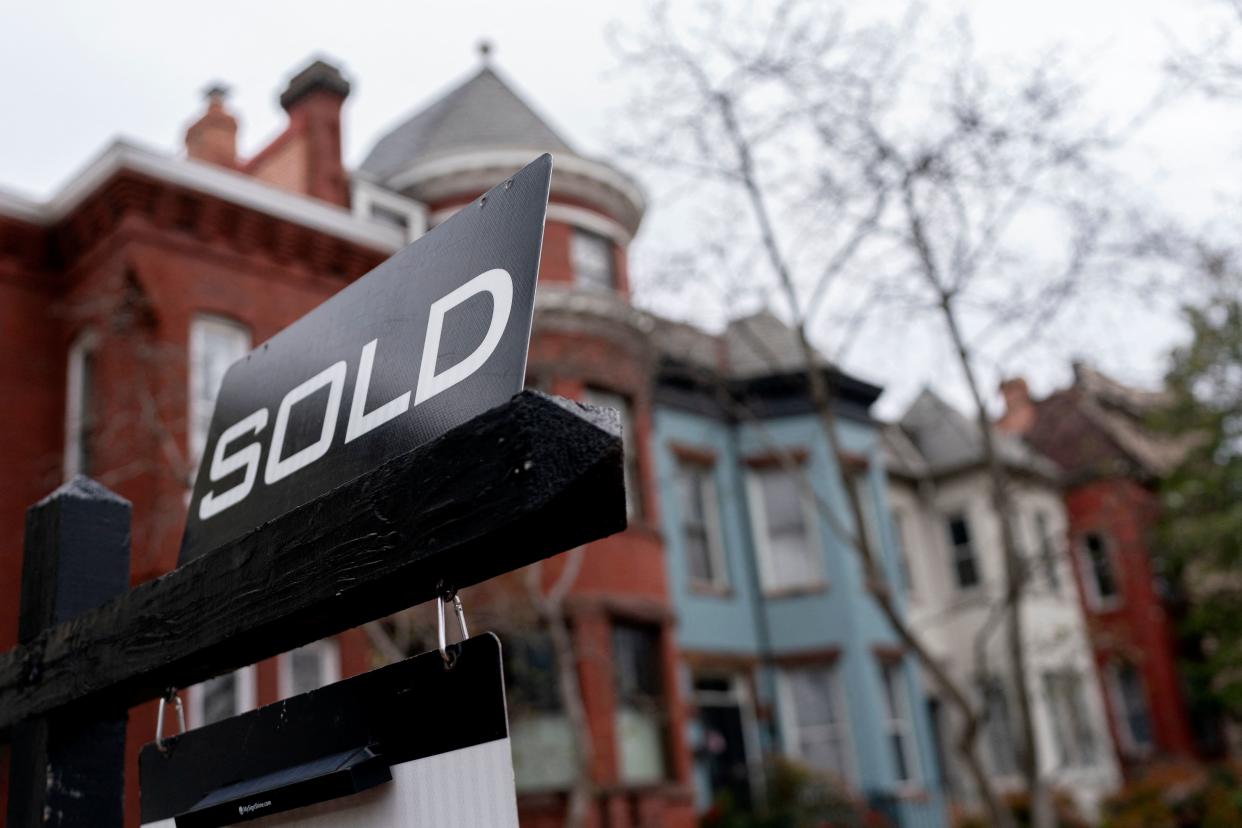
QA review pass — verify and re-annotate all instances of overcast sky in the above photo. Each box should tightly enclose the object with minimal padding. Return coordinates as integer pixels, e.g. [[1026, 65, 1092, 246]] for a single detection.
[[2, 1, 1237, 418]]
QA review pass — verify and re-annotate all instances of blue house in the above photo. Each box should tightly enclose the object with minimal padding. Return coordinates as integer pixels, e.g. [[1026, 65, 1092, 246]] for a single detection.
[[651, 311, 947, 827]]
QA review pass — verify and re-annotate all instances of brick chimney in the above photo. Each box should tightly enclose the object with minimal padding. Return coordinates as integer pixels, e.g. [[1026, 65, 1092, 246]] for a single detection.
[[997, 377, 1036, 435], [184, 84, 238, 168], [247, 59, 351, 207]]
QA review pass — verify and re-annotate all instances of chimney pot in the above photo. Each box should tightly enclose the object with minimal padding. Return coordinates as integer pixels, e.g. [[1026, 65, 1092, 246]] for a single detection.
[[185, 82, 238, 168], [997, 377, 1036, 435], [279, 59, 351, 112]]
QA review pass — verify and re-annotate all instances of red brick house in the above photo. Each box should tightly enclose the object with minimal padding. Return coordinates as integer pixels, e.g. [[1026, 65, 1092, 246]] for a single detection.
[[0, 55, 693, 827], [997, 364, 1206, 774]]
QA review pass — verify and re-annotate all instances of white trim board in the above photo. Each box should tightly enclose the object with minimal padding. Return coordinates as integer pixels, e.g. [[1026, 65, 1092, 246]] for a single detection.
[[0, 139, 406, 253]]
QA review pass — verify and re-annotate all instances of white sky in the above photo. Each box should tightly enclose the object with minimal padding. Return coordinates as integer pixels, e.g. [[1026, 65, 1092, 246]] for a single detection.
[[1, 0, 1237, 418]]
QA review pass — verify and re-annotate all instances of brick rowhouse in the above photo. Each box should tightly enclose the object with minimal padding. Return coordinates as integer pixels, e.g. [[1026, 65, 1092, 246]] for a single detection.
[[0, 56, 694, 827], [998, 368, 1206, 773]]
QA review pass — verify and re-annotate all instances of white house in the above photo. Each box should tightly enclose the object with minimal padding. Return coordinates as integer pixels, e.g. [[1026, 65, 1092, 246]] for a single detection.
[[884, 390, 1120, 819]]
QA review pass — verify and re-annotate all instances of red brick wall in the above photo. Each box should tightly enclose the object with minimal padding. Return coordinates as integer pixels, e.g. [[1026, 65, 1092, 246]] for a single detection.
[[0, 171, 692, 826], [1064, 476, 1198, 766]]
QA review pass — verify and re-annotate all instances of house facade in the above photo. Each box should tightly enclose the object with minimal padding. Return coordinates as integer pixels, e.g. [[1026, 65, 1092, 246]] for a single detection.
[[997, 365, 1208, 771], [651, 313, 948, 827], [888, 390, 1121, 819], [0, 55, 697, 827]]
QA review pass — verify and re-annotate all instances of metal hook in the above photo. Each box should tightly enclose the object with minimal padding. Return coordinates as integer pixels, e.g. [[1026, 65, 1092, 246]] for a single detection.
[[437, 590, 470, 668], [155, 687, 186, 753]]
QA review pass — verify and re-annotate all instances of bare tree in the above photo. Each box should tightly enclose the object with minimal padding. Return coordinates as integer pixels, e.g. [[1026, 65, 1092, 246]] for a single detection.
[[615, 2, 1143, 825]]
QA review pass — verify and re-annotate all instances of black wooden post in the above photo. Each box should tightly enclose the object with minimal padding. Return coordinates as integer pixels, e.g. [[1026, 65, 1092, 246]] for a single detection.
[[7, 477, 131, 828]]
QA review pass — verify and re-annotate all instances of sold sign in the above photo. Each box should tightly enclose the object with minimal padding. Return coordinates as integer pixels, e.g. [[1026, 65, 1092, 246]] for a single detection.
[[180, 155, 552, 565]]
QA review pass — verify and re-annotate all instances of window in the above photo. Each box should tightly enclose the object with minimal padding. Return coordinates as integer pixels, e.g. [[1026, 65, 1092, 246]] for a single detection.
[[779, 664, 853, 783], [981, 678, 1020, 776], [1109, 662, 1154, 754], [878, 660, 920, 786], [279, 638, 340, 699], [677, 460, 728, 590], [189, 315, 251, 468], [189, 666, 255, 728], [945, 513, 981, 590], [748, 465, 822, 593], [613, 623, 668, 784], [570, 229, 614, 290], [1043, 670, 1099, 767], [1082, 532, 1120, 608], [505, 632, 576, 791], [891, 507, 916, 594], [1035, 512, 1061, 593], [351, 179, 426, 242], [64, 331, 97, 479], [694, 674, 758, 811], [850, 469, 879, 552], [583, 389, 640, 517]]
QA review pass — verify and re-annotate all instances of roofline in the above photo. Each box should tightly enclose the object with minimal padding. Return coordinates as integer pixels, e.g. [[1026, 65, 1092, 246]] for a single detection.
[[0, 139, 405, 253], [385, 148, 646, 232]]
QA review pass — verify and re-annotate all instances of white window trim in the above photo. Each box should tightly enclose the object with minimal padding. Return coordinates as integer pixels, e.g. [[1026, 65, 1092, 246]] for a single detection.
[[277, 638, 342, 699], [350, 178, 427, 243], [1079, 532, 1123, 612], [1033, 510, 1063, 594], [187, 664, 256, 729], [890, 506, 917, 597], [1106, 662, 1154, 757], [680, 461, 730, 592], [775, 665, 856, 786], [879, 660, 923, 790], [188, 314, 251, 474], [569, 228, 616, 291], [746, 465, 826, 596], [693, 674, 766, 805], [944, 509, 983, 593], [64, 329, 99, 480]]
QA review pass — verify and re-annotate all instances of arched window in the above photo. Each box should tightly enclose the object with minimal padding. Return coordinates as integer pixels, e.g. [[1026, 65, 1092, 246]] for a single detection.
[[188, 314, 251, 472]]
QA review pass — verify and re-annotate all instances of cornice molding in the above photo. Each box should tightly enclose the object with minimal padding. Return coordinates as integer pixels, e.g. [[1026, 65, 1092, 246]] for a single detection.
[[386, 149, 646, 236], [0, 139, 405, 253]]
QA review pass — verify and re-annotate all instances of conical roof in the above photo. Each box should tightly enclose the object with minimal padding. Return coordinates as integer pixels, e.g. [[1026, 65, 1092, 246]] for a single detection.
[[360, 66, 575, 181]]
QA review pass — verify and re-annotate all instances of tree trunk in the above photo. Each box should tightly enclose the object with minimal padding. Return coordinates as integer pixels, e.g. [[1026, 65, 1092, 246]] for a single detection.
[[938, 297, 1053, 828], [716, 91, 1019, 828]]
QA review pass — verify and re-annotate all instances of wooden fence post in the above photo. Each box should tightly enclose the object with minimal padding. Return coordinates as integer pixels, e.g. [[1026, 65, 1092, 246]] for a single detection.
[[7, 477, 131, 828]]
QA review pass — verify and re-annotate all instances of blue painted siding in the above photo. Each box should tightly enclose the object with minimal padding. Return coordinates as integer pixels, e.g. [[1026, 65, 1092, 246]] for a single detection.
[[655, 406, 947, 827]]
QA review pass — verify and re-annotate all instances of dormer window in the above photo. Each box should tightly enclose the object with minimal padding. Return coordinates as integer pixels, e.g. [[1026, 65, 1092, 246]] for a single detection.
[[571, 229, 614, 291]]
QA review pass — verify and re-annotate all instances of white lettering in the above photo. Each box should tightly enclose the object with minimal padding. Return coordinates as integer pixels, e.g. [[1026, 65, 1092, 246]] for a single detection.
[[345, 338, 411, 443], [199, 409, 269, 520], [264, 361, 347, 485], [414, 268, 513, 406]]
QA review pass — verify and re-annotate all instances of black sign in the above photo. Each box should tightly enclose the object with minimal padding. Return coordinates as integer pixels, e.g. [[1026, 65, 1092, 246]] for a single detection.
[[181, 155, 552, 564], [139, 635, 517, 827]]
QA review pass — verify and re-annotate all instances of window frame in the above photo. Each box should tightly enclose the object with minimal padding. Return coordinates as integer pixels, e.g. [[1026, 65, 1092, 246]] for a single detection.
[[277, 638, 341, 700], [1107, 661, 1155, 757], [1034, 511, 1061, 593], [351, 179, 427, 242], [746, 461, 826, 596], [944, 511, 982, 591], [64, 329, 98, 480], [776, 662, 856, 786], [980, 677, 1021, 778], [612, 621, 669, 785], [890, 505, 917, 596], [188, 314, 252, 473], [582, 388, 642, 519], [1079, 531, 1122, 611], [187, 665, 256, 729], [569, 228, 616, 291], [676, 457, 730, 592], [878, 658, 922, 789], [1042, 669, 1100, 768]]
